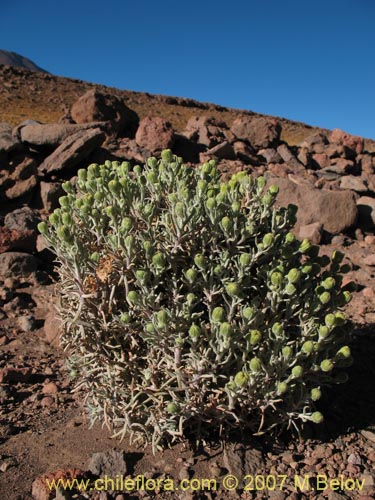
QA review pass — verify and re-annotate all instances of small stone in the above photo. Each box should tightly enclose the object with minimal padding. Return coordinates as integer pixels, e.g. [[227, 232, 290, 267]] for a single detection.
[[88, 449, 127, 477], [42, 382, 59, 395], [18, 315, 37, 332], [348, 452, 362, 465], [298, 222, 323, 244], [40, 396, 54, 408]]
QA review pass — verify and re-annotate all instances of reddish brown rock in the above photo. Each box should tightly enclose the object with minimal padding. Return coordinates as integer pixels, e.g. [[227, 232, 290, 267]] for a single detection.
[[312, 153, 330, 169], [71, 89, 138, 135], [0, 252, 38, 278], [183, 116, 226, 148], [43, 309, 62, 346], [299, 132, 329, 153], [357, 196, 375, 226], [339, 175, 368, 193], [38, 127, 105, 174], [298, 222, 323, 244], [330, 128, 364, 154], [19, 122, 106, 148], [231, 116, 281, 149], [0, 226, 35, 253], [205, 141, 236, 160], [0, 122, 21, 156], [40, 181, 65, 212], [31, 468, 85, 500], [268, 177, 358, 233], [135, 116, 175, 152]]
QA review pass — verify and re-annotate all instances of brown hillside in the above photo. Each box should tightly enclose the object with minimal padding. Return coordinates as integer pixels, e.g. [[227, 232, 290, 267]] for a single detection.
[[1, 63, 374, 152]]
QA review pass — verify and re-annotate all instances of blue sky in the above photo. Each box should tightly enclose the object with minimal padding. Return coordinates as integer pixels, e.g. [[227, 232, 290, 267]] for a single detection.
[[1, 0, 374, 138]]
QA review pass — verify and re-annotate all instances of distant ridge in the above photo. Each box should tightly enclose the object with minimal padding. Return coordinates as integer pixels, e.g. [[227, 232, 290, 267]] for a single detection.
[[0, 49, 49, 73]]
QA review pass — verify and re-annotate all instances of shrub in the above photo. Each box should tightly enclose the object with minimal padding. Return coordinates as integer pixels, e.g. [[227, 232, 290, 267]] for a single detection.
[[38, 150, 353, 451]]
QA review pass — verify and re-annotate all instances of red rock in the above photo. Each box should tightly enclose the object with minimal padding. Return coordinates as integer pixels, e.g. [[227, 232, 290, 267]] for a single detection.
[[42, 382, 58, 394], [135, 116, 175, 152], [43, 309, 62, 346], [31, 468, 85, 500], [39, 181, 65, 212], [0, 226, 36, 253], [312, 153, 330, 169], [183, 116, 226, 148], [71, 89, 138, 135], [231, 115, 281, 149], [363, 254, 375, 266], [299, 132, 329, 153], [19, 122, 106, 148], [0, 252, 38, 278], [5, 175, 37, 200], [298, 222, 323, 244], [0, 366, 32, 383], [330, 128, 364, 154], [205, 141, 235, 160], [38, 128, 105, 174]]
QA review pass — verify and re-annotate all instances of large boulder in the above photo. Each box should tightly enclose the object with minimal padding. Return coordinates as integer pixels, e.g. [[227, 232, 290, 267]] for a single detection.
[[183, 116, 227, 148], [231, 116, 281, 149], [267, 176, 358, 234], [0, 122, 22, 157], [71, 89, 139, 136], [135, 117, 175, 152], [330, 128, 364, 155]]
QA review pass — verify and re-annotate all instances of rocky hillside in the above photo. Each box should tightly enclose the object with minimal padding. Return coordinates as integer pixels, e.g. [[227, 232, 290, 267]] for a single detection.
[[0, 50, 48, 73]]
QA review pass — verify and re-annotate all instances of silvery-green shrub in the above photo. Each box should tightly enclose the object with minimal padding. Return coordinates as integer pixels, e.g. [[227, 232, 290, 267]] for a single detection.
[[38, 150, 352, 451]]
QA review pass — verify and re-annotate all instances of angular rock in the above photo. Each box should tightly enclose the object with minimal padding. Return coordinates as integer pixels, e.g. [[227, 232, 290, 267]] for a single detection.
[[298, 222, 323, 244], [312, 153, 330, 169], [277, 144, 304, 171], [258, 148, 282, 164], [363, 254, 375, 266], [0, 252, 38, 278], [0, 226, 36, 253], [205, 141, 235, 160], [5, 175, 37, 200], [40, 182, 65, 212], [330, 157, 358, 174], [135, 116, 175, 152], [267, 177, 358, 233], [43, 309, 62, 346], [32, 469, 85, 500], [71, 89, 138, 135], [38, 128, 105, 174], [233, 141, 259, 164], [0, 122, 21, 155], [183, 116, 226, 148], [223, 442, 265, 485], [358, 153, 374, 175], [88, 449, 128, 477], [357, 196, 375, 226], [231, 116, 281, 149], [330, 128, 364, 154], [19, 122, 106, 148], [5, 207, 40, 232], [299, 132, 329, 154], [339, 175, 368, 193]]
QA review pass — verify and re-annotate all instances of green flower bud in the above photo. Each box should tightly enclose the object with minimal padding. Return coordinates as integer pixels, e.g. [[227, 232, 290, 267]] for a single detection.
[[299, 239, 312, 253], [239, 253, 251, 267], [302, 341, 314, 354], [146, 171, 158, 184], [277, 382, 288, 395], [271, 271, 284, 287], [152, 252, 167, 269], [285, 283, 296, 295], [331, 250, 345, 263], [128, 291, 141, 305], [285, 232, 295, 244], [206, 198, 216, 210], [143, 240, 154, 256], [282, 346, 292, 359], [120, 313, 131, 324], [242, 307, 255, 320], [257, 176, 266, 189], [272, 323, 284, 336], [292, 365, 303, 378], [214, 265, 223, 275], [175, 202, 185, 218], [161, 149, 173, 162], [56, 225, 72, 243], [269, 184, 279, 195], [311, 412, 324, 424], [335, 312, 346, 325], [135, 270, 147, 283], [77, 168, 87, 182], [319, 325, 330, 339], [234, 371, 249, 387], [125, 235, 135, 252], [194, 254, 206, 269], [319, 291, 331, 304], [59, 196, 70, 208], [311, 388, 322, 401], [197, 179, 207, 192], [322, 277, 336, 290], [186, 293, 197, 305], [49, 212, 60, 226], [231, 201, 241, 213], [121, 217, 133, 232], [262, 233, 274, 247], [221, 216, 231, 232], [219, 322, 233, 337], [166, 402, 180, 414], [302, 264, 313, 274], [336, 346, 351, 359], [250, 357, 262, 372], [133, 165, 141, 175], [325, 314, 336, 328], [157, 310, 169, 327], [225, 282, 241, 298], [185, 268, 198, 283], [287, 268, 301, 284], [262, 193, 273, 206], [37, 221, 48, 235], [212, 307, 225, 323], [320, 359, 334, 372], [62, 213, 73, 225], [108, 180, 121, 195], [343, 291, 352, 303], [189, 323, 201, 340], [249, 329, 262, 345], [90, 251, 100, 263]]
